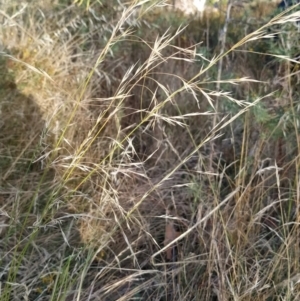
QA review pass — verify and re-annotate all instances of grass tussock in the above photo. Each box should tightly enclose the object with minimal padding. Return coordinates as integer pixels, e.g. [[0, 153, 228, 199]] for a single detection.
[[1, 0, 300, 300]]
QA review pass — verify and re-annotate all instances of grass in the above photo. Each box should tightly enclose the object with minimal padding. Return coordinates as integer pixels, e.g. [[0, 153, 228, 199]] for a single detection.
[[0, 0, 300, 300]]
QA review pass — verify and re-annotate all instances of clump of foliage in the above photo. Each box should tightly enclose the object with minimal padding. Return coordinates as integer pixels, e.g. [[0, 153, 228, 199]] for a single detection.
[[1, 0, 300, 300]]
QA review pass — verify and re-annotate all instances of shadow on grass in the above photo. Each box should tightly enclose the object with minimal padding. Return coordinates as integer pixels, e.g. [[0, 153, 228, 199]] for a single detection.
[[0, 51, 82, 301], [0, 53, 45, 180]]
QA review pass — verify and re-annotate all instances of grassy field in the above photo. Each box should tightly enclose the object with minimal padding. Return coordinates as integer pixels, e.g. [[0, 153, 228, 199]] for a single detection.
[[1, 0, 300, 300]]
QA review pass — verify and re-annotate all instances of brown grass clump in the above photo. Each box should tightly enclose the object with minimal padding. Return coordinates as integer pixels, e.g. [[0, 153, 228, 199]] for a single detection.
[[1, 0, 300, 300]]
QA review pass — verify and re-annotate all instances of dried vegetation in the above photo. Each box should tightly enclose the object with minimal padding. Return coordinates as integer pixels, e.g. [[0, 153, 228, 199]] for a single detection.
[[0, 0, 300, 300]]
